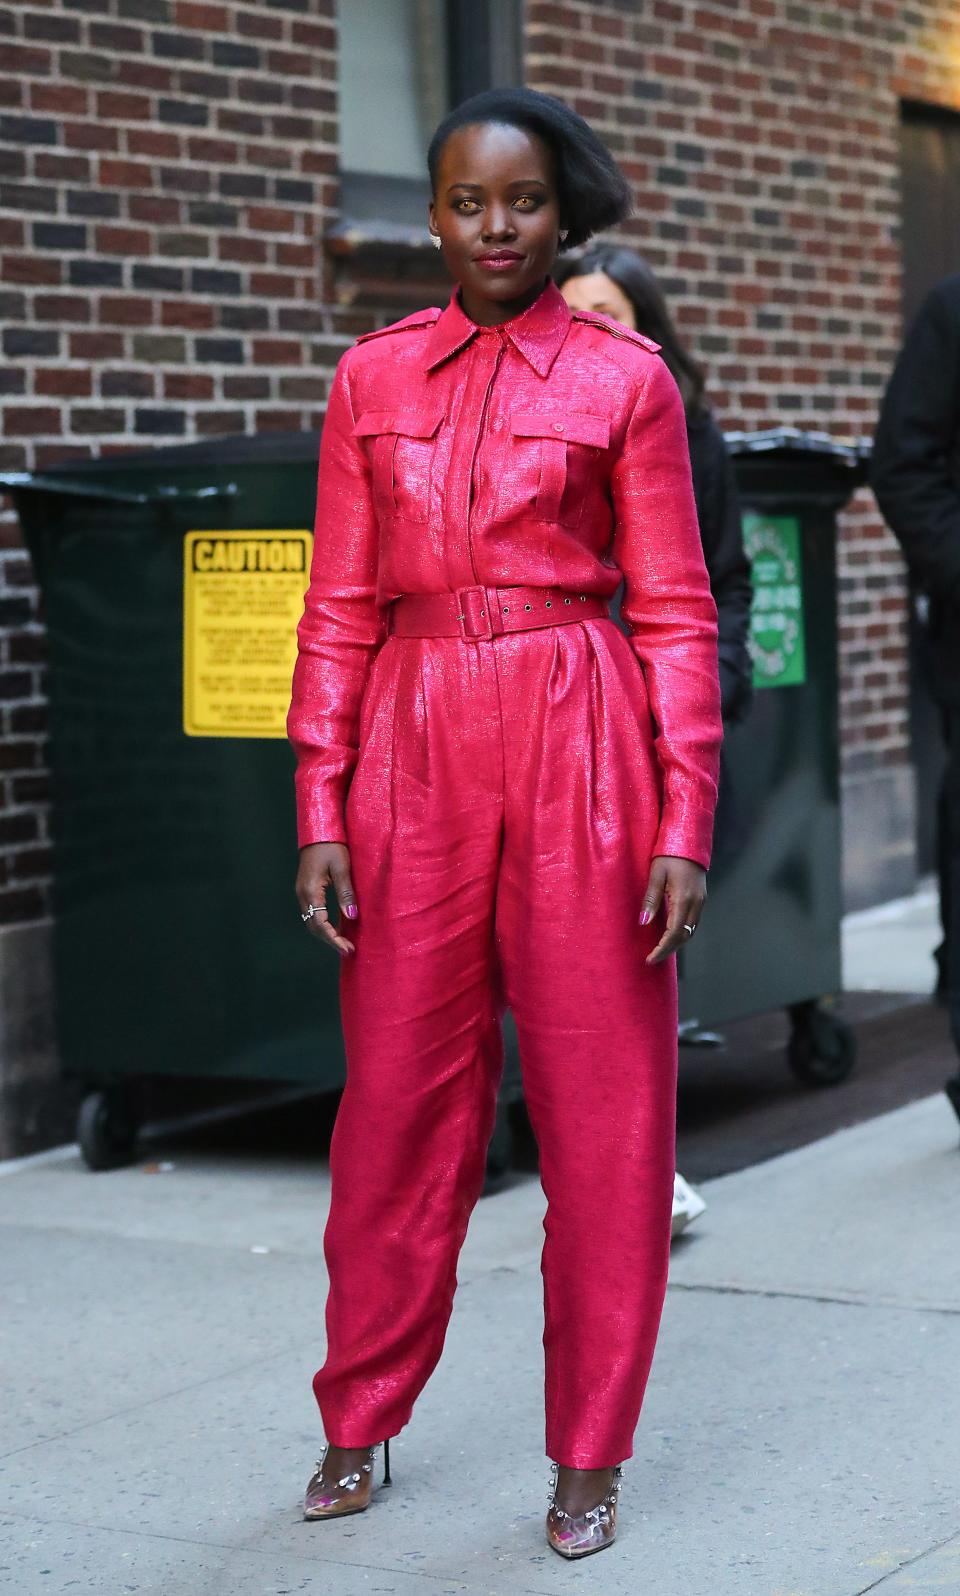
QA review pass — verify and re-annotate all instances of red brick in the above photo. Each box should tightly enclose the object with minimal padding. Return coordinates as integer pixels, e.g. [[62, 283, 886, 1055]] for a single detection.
[[236, 9, 284, 40], [187, 136, 239, 163], [2, 256, 61, 286], [160, 299, 215, 329], [275, 242, 315, 268], [246, 206, 297, 233], [252, 338, 303, 364], [290, 20, 336, 50], [96, 90, 152, 120], [63, 120, 119, 152], [69, 332, 124, 360], [35, 152, 89, 181], [98, 295, 153, 326], [128, 195, 180, 224], [249, 272, 297, 297], [175, 1, 230, 27], [31, 82, 88, 115], [35, 369, 93, 398], [35, 294, 91, 323], [218, 236, 267, 264], [163, 372, 215, 400], [3, 408, 61, 437], [255, 408, 303, 432], [95, 225, 152, 254], [99, 158, 153, 187], [0, 45, 52, 75]]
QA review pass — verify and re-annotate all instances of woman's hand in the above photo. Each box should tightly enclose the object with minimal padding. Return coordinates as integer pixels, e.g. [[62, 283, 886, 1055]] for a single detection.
[[640, 855, 706, 965], [296, 842, 359, 956]]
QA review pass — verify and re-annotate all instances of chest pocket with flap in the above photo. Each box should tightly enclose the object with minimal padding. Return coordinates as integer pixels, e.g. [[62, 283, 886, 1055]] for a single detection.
[[509, 412, 611, 525], [352, 409, 443, 521]]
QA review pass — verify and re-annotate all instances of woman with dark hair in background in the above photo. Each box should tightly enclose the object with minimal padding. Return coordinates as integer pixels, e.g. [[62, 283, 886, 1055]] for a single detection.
[[559, 247, 754, 1234], [288, 88, 722, 1560], [557, 246, 754, 724]]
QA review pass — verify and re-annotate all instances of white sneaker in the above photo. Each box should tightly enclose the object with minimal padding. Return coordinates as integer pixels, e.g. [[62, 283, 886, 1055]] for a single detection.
[[671, 1172, 707, 1239]]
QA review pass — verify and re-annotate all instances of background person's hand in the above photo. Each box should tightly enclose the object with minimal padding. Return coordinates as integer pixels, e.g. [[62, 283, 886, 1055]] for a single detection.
[[295, 842, 358, 956], [640, 854, 707, 965]]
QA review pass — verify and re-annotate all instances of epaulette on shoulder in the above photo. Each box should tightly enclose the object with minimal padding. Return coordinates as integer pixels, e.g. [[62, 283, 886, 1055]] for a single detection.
[[571, 309, 661, 354], [355, 307, 441, 345]]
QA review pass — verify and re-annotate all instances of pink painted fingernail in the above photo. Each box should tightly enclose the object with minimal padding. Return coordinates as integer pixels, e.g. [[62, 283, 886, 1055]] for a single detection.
[[640, 909, 653, 926], [344, 904, 358, 920]]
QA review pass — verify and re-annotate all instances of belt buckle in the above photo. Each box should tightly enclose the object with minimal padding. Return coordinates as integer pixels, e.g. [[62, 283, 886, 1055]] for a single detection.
[[455, 584, 494, 642]]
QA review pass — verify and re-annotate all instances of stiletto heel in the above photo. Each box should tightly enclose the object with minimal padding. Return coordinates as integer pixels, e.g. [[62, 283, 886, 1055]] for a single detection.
[[303, 1439, 393, 1521], [545, 1460, 623, 1559]]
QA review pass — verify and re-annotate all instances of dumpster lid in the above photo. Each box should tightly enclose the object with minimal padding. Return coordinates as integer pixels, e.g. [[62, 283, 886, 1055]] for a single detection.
[[0, 430, 322, 504], [722, 426, 866, 465]]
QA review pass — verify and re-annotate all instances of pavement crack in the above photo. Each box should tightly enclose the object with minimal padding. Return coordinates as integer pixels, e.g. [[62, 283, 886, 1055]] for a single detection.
[[0, 1339, 305, 1463], [0, 1506, 548, 1590], [852, 1526, 960, 1592], [668, 1279, 960, 1316]]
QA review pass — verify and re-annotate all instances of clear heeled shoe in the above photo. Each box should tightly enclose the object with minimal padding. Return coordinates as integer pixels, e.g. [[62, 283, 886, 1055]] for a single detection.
[[545, 1459, 623, 1559], [303, 1438, 392, 1520]]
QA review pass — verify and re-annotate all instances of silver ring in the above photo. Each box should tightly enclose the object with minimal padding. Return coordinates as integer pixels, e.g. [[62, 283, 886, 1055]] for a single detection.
[[301, 903, 319, 923], [683, 922, 697, 938]]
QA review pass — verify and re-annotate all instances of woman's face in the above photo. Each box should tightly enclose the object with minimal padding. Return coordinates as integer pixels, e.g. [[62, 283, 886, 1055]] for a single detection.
[[429, 121, 563, 325], [560, 270, 636, 331]]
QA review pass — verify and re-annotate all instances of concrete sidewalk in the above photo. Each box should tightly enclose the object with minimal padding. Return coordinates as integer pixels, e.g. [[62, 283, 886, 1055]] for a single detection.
[[842, 880, 940, 995], [1, 1085, 958, 1595]]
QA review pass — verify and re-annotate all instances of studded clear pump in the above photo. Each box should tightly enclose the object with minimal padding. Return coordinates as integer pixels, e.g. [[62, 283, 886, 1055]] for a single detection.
[[545, 1459, 623, 1559], [303, 1438, 392, 1520]]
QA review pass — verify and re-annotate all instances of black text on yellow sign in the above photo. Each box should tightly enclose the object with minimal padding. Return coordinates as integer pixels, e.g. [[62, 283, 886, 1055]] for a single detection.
[[183, 529, 312, 739]]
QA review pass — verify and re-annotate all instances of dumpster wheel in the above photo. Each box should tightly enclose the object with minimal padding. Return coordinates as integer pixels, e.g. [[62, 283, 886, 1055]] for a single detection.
[[786, 1001, 856, 1087], [77, 1088, 140, 1171]]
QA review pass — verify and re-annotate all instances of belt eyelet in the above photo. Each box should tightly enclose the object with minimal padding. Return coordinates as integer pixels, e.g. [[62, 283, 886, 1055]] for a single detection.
[[524, 603, 532, 611], [564, 597, 571, 605], [502, 606, 509, 614], [579, 594, 585, 601], [545, 600, 552, 608]]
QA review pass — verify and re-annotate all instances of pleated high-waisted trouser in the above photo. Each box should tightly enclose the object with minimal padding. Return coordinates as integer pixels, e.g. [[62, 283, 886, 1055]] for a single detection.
[[312, 614, 679, 1469]]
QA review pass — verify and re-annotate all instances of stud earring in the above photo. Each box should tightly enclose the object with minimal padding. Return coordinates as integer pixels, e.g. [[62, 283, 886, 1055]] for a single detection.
[[431, 234, 442, 249], [559, 229, 569, 242]]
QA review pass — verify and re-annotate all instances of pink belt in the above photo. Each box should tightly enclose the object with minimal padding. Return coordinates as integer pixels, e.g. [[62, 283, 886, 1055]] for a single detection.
[[388, 584, 610, 642]]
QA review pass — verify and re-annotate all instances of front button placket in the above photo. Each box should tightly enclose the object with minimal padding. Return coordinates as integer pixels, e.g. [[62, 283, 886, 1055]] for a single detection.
[[442, 327, 507, 594]]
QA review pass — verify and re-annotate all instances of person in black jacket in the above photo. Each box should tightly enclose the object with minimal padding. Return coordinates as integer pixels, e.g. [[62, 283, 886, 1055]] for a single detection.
[[871, 271, 960, 1125], [556, 244, 754, 723]]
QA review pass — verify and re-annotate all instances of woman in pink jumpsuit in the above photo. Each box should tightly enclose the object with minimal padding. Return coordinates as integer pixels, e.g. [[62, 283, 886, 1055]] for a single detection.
[[288, 88, 722, 1561]]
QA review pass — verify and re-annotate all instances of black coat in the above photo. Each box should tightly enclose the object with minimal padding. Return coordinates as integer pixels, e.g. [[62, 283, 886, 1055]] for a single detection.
[[870, 273, 960, 706], [686, 406, 754, 723]]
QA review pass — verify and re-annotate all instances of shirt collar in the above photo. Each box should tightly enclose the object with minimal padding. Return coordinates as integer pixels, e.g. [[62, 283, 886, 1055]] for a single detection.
[[423, 276, 572, 377]]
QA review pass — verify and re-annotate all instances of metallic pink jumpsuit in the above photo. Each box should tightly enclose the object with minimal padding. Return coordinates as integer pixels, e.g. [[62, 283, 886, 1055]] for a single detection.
[[288, 278, 722, 1468]]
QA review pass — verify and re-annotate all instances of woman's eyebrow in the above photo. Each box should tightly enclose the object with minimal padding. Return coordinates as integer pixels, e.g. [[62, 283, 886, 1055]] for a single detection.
[[445, 177, 549, 195]]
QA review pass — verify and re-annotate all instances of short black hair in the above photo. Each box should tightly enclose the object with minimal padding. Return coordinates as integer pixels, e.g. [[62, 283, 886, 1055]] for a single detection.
[[427, 87, 632, 252]]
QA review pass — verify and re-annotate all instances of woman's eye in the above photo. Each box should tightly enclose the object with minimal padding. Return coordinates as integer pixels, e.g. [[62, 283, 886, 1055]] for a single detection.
[[514, 196, 541, 210], [455, 199, 479, 212]]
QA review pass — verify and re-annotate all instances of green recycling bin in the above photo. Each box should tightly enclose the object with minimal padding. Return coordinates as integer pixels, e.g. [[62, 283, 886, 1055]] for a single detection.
[[7, 431, 522, 1174], [675, 427, 868, 1084], [4, 434, 344, 1168]]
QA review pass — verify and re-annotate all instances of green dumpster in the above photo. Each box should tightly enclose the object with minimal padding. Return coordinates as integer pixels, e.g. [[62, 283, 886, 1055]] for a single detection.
[[4, 433, 347, 1168], [675, 427, 868, 1084]]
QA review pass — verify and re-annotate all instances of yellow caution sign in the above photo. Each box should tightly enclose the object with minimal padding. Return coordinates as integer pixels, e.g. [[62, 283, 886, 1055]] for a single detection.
[[183, 529, 312, 738]]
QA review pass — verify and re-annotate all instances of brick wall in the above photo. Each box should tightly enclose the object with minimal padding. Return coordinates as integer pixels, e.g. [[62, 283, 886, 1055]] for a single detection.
[[526, 0, 960, 903], [0, 0, 346, 933]]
